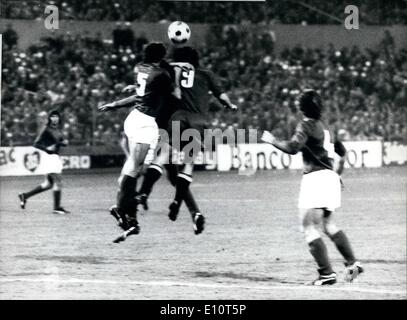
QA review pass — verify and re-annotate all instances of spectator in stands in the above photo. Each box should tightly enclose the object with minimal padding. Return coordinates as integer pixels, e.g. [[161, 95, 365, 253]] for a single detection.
[[3, 23, 18, 49], [1, 22, 406, 146]]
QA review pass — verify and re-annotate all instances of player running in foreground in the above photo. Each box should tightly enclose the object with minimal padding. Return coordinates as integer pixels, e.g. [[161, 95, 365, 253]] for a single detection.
[[156, 46, 237, 233], [261, 89, 363, 285], [18, 109, 70, 214], [98, 42, 176, 242]]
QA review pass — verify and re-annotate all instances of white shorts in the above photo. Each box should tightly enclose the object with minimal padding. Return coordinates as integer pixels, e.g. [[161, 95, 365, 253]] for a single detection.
[[124, 108, 159, 147], [46, 154, 63, 174], [298, 169, 341, 211]]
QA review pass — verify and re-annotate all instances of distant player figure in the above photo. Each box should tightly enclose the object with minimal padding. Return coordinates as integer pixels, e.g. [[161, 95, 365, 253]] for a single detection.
[[261, 89, 363, 285], [142, 46, 236, 234], [18, 109, 70, 214], [98, 42, 177, 242]]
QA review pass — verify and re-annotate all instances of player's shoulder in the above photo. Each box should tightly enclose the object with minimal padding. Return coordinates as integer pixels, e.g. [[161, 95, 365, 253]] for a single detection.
[[135, 62, 161, 72], [136, 62, 171, 79], [38, 126, 51, 136], [35, 126, 52, 142], [297, 117, 316, 129]]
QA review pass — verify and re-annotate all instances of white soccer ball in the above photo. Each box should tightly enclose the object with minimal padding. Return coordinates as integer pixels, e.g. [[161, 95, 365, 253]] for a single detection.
[[168, 21, 191, 45]]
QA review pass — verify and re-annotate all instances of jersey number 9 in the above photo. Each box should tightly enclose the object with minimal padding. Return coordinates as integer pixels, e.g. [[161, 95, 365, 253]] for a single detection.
[[180, 68, 195, 88]]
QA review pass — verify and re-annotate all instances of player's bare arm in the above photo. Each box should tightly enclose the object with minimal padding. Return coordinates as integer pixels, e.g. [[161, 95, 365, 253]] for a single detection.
[[172, 67, 182, 100], [261, 130, 303, 155], [98, 95, 138, 112], [334, 140, 346, 175], [122, 85, 137, 93], [218, 93, 238, 110]]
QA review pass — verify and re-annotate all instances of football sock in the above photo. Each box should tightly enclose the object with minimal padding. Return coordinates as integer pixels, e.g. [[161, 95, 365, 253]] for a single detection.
[[329, 230, 356, 266], [138, 164, 163, 196], [24, 185, 50, 199], [165, 165, 199, 215], [53, 190, 61, 209], [184, 189, 200, 216], [174, 173, 192, 206], [164, 163, 178, 186], [117, 175, 137, 213], [308, 238, 334, 275]]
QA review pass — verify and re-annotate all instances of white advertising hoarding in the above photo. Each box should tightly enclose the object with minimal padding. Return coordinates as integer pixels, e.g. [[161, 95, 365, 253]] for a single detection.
[[217, 141, 383, 171], [0, 147, 90, 176]]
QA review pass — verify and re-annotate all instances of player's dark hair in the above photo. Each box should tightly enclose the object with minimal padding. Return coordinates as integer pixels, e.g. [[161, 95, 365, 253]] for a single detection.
[[173, 46, 199, 67], [298, 90, 323, 120], [144, 42, 167, 63], [47, 109, 61, 127]]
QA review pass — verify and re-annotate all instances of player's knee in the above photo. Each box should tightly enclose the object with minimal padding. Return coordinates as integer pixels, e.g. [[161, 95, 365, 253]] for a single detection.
[[53, 183, 61, 191], [299, 209, 314, 228], [121, 160, 139, 178], [323, 221, 340, 237], [42, 174, 55, 188], [303, 225, 321, 244], [322, 209, 340, 236], [40, 180, 52, 189], [53, 181, 62, 190], [118, 175, 123, 186], [51, 175, 62, 190]]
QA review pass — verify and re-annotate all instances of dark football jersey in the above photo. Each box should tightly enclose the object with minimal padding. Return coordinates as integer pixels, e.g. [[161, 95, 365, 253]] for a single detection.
[[132, 63, 173, 117], [171, 63, 223, 116], [154, 60, 178, 129], [34, 126, 65, 155], [291, 118, 346, 174]]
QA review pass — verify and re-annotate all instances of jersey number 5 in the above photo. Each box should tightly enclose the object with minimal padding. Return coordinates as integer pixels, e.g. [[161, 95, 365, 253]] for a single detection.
[[323, 130, 335, 158], [136, 72, 148, 96]]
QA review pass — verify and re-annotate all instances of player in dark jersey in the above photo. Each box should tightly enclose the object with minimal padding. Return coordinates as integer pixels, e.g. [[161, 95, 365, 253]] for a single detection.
[[18, 109, 70, 214], [108, 59, 202, 226], [136, 47, 237, 234], [165, 46, 237, 233], [261, 89, 363, 285], [98, 42, 175, 242], [135, 54, 210, 234]]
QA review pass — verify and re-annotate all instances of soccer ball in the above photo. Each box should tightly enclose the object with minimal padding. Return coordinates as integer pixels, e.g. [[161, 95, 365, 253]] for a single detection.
[[168, 21, 191, 45]]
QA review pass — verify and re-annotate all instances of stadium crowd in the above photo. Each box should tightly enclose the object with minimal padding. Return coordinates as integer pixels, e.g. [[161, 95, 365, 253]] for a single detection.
[[2, 0, 407, 25], [1, 23, 406, 146]]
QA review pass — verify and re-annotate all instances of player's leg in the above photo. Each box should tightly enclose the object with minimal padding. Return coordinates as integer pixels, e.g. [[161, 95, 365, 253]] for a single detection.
[[168, 162, 193, 221], [18, 175, 53, 209], [165, 162, 204, 234], [322, 209, 364, 281], [51, 173, 70, 214], [136, 141, 171, 210], [113, 109, 159, 233], [169, 116, 205, 232], [299, 208, 336, 285], [116, 141, 151, 231]]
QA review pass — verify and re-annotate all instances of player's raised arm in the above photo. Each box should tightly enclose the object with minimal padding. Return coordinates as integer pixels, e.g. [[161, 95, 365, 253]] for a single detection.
[[98, 94, 138, 112], [218, 93, 238, 110], [334, 139, 346, 175], [206, 69, 237, 110], [261, 123, 308, 155], [171, 65, 182, 100]]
